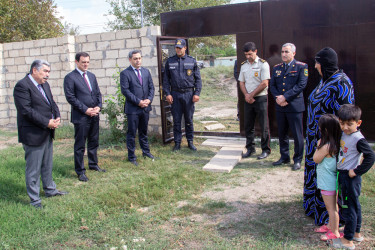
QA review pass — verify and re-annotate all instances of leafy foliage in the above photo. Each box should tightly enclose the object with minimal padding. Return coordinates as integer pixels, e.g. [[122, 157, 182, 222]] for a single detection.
[[106, 0, 230, 30], [101, 68, 127, 144], [0, 0, 64, 43], [190, 36, 236, 60]]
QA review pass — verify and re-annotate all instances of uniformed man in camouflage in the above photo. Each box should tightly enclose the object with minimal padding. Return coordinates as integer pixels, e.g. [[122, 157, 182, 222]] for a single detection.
[[163, 39, 202, 151], [270, 43, 308, 171], [239, 42, 271, 159]]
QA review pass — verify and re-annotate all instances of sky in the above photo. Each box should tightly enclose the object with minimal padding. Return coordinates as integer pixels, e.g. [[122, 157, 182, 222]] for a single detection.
[[54, 0, 254, 35]]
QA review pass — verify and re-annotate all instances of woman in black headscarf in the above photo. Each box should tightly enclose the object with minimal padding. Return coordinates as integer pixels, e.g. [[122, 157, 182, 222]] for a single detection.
[[304, 47, 355, 226]]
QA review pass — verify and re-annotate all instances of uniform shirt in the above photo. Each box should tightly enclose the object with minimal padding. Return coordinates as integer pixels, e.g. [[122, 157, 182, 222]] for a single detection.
[[163, 54, 202, 96], [238, 56, 270, 97]]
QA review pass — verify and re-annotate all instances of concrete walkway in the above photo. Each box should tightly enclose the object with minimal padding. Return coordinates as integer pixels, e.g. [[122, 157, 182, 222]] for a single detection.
[[201, 137, 245, 173]]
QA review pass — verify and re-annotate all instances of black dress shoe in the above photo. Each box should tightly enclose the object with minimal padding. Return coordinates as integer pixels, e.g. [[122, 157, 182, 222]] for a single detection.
[[46, 190, 69, 198], [78, 173, 89, 182], [292, 162, 301, 171], [173, 143, 181, 151], [272, 158, 291, 166], [242, 149, 255, 158], [257, 152, 270, 160], [188, 141, 197, 151], [89, 165, 106, 172], [130, 160, 139, 166], [143, 152, 155, 159]]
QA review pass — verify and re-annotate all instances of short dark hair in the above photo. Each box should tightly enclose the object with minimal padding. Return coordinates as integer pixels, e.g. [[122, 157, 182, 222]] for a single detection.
[[337, 104, 362, 122], [75, 52, 90, 62], [29, 59, 50, 74], [243, 42, 257, 52], [128, 50, 142, 59]]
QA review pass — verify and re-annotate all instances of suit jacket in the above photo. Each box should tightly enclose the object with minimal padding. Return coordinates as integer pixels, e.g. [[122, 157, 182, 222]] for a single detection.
[[270, 59, 308, 112], [120, 66, 155, 114], [13, 75, 60, 146], [63, 69, 102, 123]]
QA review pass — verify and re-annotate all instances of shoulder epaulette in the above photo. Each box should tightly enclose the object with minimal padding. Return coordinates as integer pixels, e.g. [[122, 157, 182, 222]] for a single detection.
[[296, 61, 306, 65], [241, 60, 247, 65], [259, 58, 266, 63], [273, 63, 282, 68]]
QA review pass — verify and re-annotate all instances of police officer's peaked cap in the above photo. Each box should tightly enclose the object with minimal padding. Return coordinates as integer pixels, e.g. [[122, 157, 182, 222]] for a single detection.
[[175, 39, 186, 48]]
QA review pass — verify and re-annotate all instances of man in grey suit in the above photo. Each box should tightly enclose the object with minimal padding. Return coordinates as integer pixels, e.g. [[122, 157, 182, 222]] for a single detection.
[[13, 59, 68, 209], [64, 52, 105, 182], [120, 50, 155, 166]]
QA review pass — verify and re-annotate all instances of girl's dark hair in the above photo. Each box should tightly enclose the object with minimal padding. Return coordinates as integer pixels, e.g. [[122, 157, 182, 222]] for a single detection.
[[317, 114, 342, 157]]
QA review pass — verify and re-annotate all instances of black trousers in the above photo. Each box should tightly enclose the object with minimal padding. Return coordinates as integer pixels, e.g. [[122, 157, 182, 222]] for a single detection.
[[74, 116, 99, 175], [244, 95, 271, 153], [275, 111, 304, 163], [126, 111, 150, 161], [338, 170, 362, 241]]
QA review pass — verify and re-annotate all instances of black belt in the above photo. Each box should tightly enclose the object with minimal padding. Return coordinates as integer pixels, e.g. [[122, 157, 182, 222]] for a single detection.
[[172, 88, 194, 93], [338, 169, 349, 173]]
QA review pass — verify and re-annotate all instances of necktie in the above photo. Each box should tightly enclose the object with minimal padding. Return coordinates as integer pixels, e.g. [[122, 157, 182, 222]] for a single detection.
[[37, 84, 50, 105], [83, 73, 92, 91], [285, 63, 289, 71], [136, 69, 143, 85]]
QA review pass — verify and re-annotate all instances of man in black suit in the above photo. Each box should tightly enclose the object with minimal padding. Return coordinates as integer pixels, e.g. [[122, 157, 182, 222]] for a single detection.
[[270, 43, 308, 171], [120, 50, 155, 166], [13, 59, 68, 209], [64, 52, 105, 182]]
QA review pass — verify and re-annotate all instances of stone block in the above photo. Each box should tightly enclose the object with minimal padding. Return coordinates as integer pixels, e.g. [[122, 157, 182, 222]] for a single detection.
[[57, 95, 66, 103], [98, 77, 111, 86], [17, 65, 28, 73], [116, 30, 132, 40], [92, 69, 105, 78], [51, 87, 62, 96], [6, 65, 17, 73], [110, 40, 125, 49], [4, 73, 16, 81], [45, 38, 58, 46], [82, 42, 96, 52], [87, 33, 101, 42], [89, 51, 104, 60], [101, 31, 116, 41], [89, 60, 102, 69], [102, 59, 117, 68], [40, 46, 53, 55], [150, 26, 161, 36], [14, 57, 25, 65], [76, 35, 87, 43], [116, 58, 128, 68], [141, 57, 157, 67], [3, 43, 13, 50], [49, 71, 60, 79], [105, 68, 117, 77], [141, 47, 152, 57], [53, 46, 66, 54], [57, 35, 70, 45], [63, 62, 76, 71], [67, 35, 75, 44], [141, 37, 154, 47], [130, 29, 139, 38], [67, 44, 75, 53], [139, 26, 148, 37], [105, 50, 119, 59], [107, 86, 117, 95], [34, 39, 46, 47], [8, 50, 19, 58], [96, 41, 110, 50], [4, 58, 15, 65], [48, 54, 61, 63], [16, 73, 25, 80], [119, 49, 131, 58], [125, 38, 140, 48], [12, 42, 24, 49], [30, 48, 41, 56], [19, 49, 30, 57], [52, 62, 63, 71], [23, 40, 34, 49]]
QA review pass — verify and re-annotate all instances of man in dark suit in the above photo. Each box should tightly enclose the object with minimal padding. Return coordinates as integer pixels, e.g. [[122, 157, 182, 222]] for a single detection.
[[120, 50, 155, 166], [64, 52, 105, 182], [13, 59, 68, 209], [270, 43, 308, 171]]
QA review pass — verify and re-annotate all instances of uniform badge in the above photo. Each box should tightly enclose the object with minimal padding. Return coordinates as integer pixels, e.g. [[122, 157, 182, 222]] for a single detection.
[[187, 69, 192, 76], [304, 69, 308, 76], [177, 40, 182, 45], [254, 72, 259, 77], [276, 70, 281, 76]]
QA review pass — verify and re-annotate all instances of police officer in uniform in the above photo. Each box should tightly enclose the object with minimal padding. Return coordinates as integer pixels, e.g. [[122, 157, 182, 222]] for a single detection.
[[270, 43, 308, 171], [163, 39, 202, 151], [239, 42, 271, 159]]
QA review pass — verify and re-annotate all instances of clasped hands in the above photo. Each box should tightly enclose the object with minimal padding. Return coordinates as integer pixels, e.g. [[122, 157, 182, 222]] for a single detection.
[[85, 106, 101, 117], [276, 95, 288, 107], [48, 117, 61, 129], [139, 99, 151, 108]]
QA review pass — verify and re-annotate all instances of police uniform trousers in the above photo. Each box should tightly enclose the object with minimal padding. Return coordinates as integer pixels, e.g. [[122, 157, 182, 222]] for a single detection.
[[276, 111, 304, 163], [244, 95, 271, 153], [171, 90, 195, 144], [126, 111, 151, 161], [74, 115, 99, 175], [23, 136, 58, 206]]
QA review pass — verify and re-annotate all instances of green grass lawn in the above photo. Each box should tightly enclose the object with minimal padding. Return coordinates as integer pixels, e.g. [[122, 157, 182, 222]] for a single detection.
[[1, 127, 374, 249]]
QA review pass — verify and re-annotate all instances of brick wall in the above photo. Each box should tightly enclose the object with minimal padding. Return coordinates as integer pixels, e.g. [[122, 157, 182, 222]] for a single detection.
[[0, 26, 162, 134]]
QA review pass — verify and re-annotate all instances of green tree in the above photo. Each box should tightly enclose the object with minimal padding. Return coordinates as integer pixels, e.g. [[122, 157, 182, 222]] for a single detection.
[[106, 0, 230, 30], [0, 0, 64, 43]]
